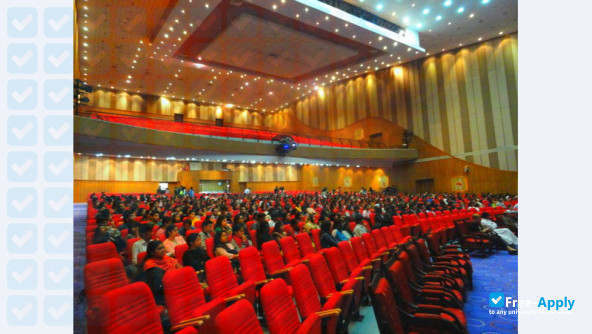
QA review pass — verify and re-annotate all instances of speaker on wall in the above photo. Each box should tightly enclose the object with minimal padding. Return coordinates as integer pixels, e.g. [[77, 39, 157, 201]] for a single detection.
[[215, 118, 223, 126], [174, 114, 183, 122]]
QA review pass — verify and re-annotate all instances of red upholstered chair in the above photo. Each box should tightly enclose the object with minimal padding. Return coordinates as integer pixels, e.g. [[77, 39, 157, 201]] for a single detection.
[[137, 251, 147, 265], [86, 242, 120, 264], [85, 258, 130, 334], [215, 299, 264, 334], [163, 267, 226, 334], [350, 236, 371, 264], [205, 256, 256, 304], [311, 229, 322, 251], [295, 232, 316, 257], [289, 264, 343, 334], [261, 241, 294, 277], [280, 236, 311, 265], [361, 233, 388, 260], [239, 246, 269, 284], [206, 237, 215, 258], [322, 247, 365, 317], [370, 277, 466, 334], [337, 241, 374, 284], [174, 243, 189, 264], [249, 229, 258, 250], [387, 260, 465, 314], [260, 278, 339, 334], [97, 282, 199, 334]]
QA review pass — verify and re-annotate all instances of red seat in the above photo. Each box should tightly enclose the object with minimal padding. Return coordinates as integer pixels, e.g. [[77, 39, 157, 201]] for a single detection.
[[294, 232, 316, 257], [370, 277, 466, 334], [215, 299, 264, 334], [261, 241, 293, 276], [163, 267, 225, 333], [206, 237, 215, 258], [97, 282, 198, 334], [260, 278, 339, 334], [311, 229, 322, 251], [174, 243, 189, 264], [289, 264, 343, 334], [85, 258, 129, 334], [249, 229, 258, 250], [323, 247, 365, 317], [280, 236, 311, 266], [86, 242, 119, 264], [205, 256, 256, 305], [126, 237, 140, 262]]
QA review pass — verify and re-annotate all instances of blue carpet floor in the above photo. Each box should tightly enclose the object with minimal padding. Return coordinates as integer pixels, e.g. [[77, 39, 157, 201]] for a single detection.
[[72, 203, 517, 334], [465, 252, 518, 333]]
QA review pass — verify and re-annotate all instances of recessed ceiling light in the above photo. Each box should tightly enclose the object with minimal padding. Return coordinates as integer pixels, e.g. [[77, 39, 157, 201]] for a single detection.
[[403, 16, 410, 23], [448, 21, 452, 25], [444, 0, 452, 7], [376, 4, 383, 11], [416, 23, 423, 28], [499, 31, 504, 35], [482, 0, 490, 3], [436, 15, 442, 21], [478, 37, 482, 41], [457, 7, 464, 13], [422, 8, 430, 15], [469, 13, 475, 18]]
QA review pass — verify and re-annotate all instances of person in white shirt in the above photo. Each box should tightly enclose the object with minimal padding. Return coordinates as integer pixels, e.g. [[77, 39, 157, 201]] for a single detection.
[[244, 187, 251, 195], [132, 224, 153, 264], [480, 212, 518, 253]]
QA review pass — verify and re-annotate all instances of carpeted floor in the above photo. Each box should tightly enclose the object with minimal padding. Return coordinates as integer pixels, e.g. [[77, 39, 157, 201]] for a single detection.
[[73, 203, 517, 334]]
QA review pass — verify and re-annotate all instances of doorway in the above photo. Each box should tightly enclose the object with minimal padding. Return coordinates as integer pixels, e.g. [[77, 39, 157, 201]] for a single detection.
[[415, 178, 435, 193], [199, 180, 230, 193]]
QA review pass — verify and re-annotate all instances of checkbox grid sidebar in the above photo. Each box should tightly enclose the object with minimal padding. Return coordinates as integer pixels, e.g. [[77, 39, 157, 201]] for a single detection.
[[1, 0, 73, 332]]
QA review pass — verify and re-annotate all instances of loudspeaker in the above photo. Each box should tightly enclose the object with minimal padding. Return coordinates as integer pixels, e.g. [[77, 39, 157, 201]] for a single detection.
[[215, 118, 223, 126], [174, 114, 183, 122]]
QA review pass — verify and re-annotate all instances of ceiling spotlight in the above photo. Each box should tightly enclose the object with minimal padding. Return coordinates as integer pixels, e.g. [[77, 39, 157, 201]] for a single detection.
[[457, 7, 464, 13], [376, 4, 383, 11], [436, 15, 442, 21], [444, 0, 452, 7], [422, 8, 430, 15]]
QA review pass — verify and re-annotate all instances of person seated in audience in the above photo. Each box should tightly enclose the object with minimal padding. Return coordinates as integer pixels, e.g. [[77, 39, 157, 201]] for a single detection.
[[178, 219, 194, 237], [163, 224, 186, 256], [171, 212, 183, 225], [187, 210, 200, 226], [132, 223, 153, 264], [214, 230, 239, 269], [199, 219, 214, 240], [126, 222, 140, 239], [118, 211, 136, 231], [332, 220, 353, 241], [288, 218, 300, 236], [499, 211, 518, 233], [272, 221, 287, 242], [155, 216, 172, 240], [353, 216, 368, 237], [250, 212, 266, 231], [143, 240, 182, 305], [231, 223, 251, 249], [150, 210, 162, 226], [92, 224, 110, 245], [303, 214, 320, 233], [183, 233, 209, 272], [480, 212, 518, 254], [320, 220, 339, 249], [214, 215, 232, 236], [256, 219, 272, 250]]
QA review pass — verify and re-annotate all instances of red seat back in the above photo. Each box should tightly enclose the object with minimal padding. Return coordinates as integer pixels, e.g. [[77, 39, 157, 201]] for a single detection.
[[261, 241, 287, 275], [86, 242, 119, 264], [307, 254, 337, 298], [279, 237, 301, 264], [215, 299, 264, 334], [370, 278, 406, 334], [206, 237, 215, 258], [239, 246, 267, 283], [295, 232, 316, 257], [337, 241, 360, 273], [350, 236, 368, 263], [205, 256, 239, 299], [126, 238, 140, 261], [97, 282, 163, 334], [174, 243, 189, 264], [311, 229, 322, 251], [289, 264, 323, 318], [323, 247, 349, 283]]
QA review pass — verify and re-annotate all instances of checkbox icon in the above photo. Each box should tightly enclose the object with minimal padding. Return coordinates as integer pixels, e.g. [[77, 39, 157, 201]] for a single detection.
[[44, 79, 72, 110], [8, 259, 38, 290], [8, 116, 38, 146], [44, 224, 72, 254], [8, 224, 37, 254], [44, 260, 72, 290], [44, 43, 72, 73], [44, 7, 72, 38], [7, 188, 38, 218], [44, 296, 73, 325], [44, 152, 71, 182], [8, 44, 37, 73], [8, 80, 37, 110], [7, 295, 37, 326], [44, 116, 72, 146], [7, 152, 37, 182], [44, 188, 72, 218], [8, 8, 38, 38], [489, 292, 505, 307]]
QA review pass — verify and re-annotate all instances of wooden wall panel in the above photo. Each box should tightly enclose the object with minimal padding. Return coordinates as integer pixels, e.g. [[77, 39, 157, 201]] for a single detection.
[[74, 180, 160, 203], [74, 156, 186, 182]]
